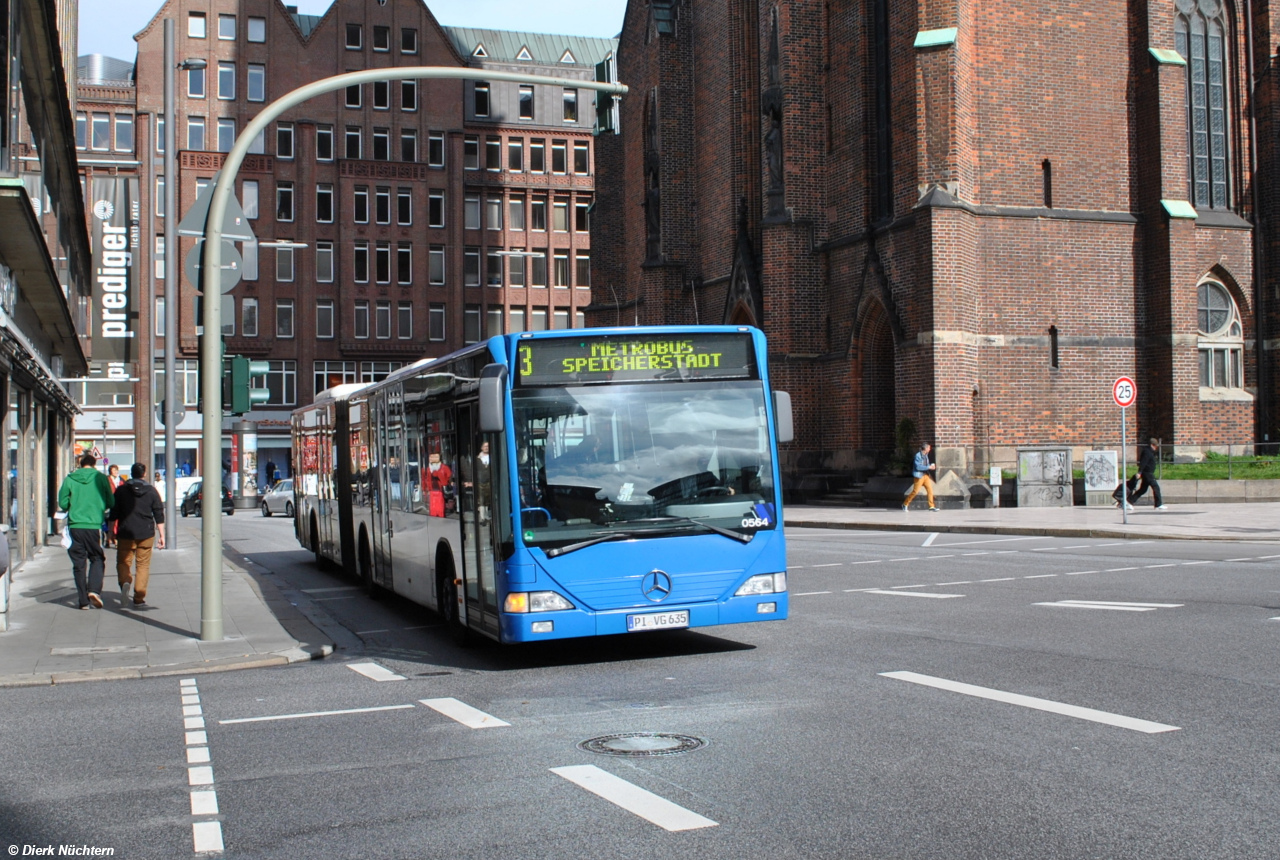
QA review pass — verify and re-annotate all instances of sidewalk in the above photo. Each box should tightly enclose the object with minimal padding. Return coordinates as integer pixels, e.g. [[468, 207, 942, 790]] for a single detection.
[[0, 520, 334, 688], [786, 500, 1280, 542]]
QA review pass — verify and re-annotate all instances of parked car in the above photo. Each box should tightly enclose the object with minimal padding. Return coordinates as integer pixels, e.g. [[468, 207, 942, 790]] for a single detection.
[[179, 480, 234, 517], [260, 479, 294, 518]]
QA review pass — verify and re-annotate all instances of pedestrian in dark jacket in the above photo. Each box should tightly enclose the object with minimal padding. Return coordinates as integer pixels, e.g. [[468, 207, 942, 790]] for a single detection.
[[109, 462, 166, 608], [57, 453, 115, 609], [1127, 438, 1166, 509]]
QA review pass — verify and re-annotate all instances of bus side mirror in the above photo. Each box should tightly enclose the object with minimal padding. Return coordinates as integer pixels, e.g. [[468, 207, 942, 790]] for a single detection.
[[773, 391, 793, 443], [479, 364, 507, 433]]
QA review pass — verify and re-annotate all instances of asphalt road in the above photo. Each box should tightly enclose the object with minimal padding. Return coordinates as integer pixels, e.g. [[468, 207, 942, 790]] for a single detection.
[[2, 518, 1277, 859]]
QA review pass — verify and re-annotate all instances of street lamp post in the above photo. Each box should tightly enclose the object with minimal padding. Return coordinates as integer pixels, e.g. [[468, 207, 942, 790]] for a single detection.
[[197, 66, 626, 641]]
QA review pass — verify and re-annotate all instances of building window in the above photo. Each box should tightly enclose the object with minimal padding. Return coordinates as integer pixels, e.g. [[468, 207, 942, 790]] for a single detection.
[[316, 241, 334, 282], [401, 79, 417, 111], [156, 176, 166, 216], [508, 138, 523, 171], [375, 301, 392, 339], [464, 135, 479, 169], [345, 126, 361, 159], [242, 298, 258, 337], [156, 115, 164, 152], [188, 117, 205, 151], [316, 184, 334, 223], [429, 304, 445, 341], [486, 197, 502, 230], [398, 302, 413, 339], [276, 244, 294, 282], [360, 361, 402, 383], [429, 246, 445, 284], [242, 240, 258, 280], [346, 23, 362, 50], [401, 129, 417, 162], [464, 249, 481, 286], [530, 138, 545, 172], [90, 113, 109, 150], [248, 16, 265, 42], [464, 306, 481, 344], [316, 300, 335, 339], [551, 140, 567, 174], [575, 251, 591, 287], [155, 296, 165, 336], [531, 308, 548, 331], [553, 310, 569, 330], [114, 114, 133, 152], [375, 242, 391, 283], [276, 182, 294, 222], [354, 242, 369, 282], [487, 251, 503, 286], [217, 118, 235, 153], [575, 201, 591, 232], [155, 235, 165, 281], [402, 28, 418, 54], [373, 25, 390, 51], [428, 189, 445, 227], [509, 249, 525, 287], [553, 251, 569, 287], [509, 196, 525, 230], [221, 295, 236, 337], [346, 81, 362, 109], [519, 85, 534, 119], [188, 66, 205, 98], [277, 123, 294, 159], [76, 112, 86, 149], [242, 180, 258, 218], [264, 361, 297, 407], [354, 301, 369, 339], [249, 128, 265, 154], [531, 251, 547, 287], [317, 125, 334, 161], [397, 243, 413, 284], [275, 299, 294, 338], [314, 360, 355, 396], [218, 14, 235, 40], [574, 141, 589, 174], [531, 196, 546, 231], [465, 194, 481, 230], [1197, 280, 1244, 389], [486, 136, 501, 170], [354, 186, 369, 223], [428, 132, 444, 167], [487, 308, 504, 337], [188, 12, 206, 38], [373, 80, 390, 110], [553, 199, 569, 231], [247, 64, 265, 102], [474, 82, 490, 117], [1176, 6, 1231, 210], [375, 187, 391, 224], [563, 88, 578, 122], [509, 308, 525, 333], [397, 188, 412, 224], [373, 128, 390, 161], [218, 62, 235, 99]]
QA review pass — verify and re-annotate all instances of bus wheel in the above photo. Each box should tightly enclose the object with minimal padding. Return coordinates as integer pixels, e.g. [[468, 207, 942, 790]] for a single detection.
[[359, 535, 379, 599], [309, 515, 320, 556], [437, 567, 470, 646]]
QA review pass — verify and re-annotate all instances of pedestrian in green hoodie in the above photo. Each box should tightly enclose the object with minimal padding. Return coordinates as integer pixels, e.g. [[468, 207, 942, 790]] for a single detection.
[[57, 453, 115, 609]]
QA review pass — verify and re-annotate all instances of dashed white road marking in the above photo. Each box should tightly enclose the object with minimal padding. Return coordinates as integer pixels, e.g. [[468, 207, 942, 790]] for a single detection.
[[1225, 558, 1257, 563], [1034, 600, 1183, 612], [1024, 574, 1058, 579], [1181, 560, 1213, 566], [1257, 555, 1280, 560], [187, 765, 214, 786], [890, 584, 928, 590], [180, 678, 222, 853], [849, 559, 883, 565], [1064, 571, 1098, 576], [961, 552, 989, 557], [922, 533, 939, 547], [933, 536, 1043, 547], [1106, 567, 1140, 572], [811, 563, 843, 568], [936, 581, 972, 586], [192, 821, 225, 854], [1144, 564, 1177, 569], [419, 698, 511, 729], [889, 557, 920, 562], [979, 577, 1016, 583], [190, 790, 219, 816], [795, 591, 831, 596], [928, 554, 955, 559], [861, 589, 964, 599], [221, 704, 416, 725], [347, 661, 406, 682], [551, 765, 718, 831], [879, 671, 1180, 734]]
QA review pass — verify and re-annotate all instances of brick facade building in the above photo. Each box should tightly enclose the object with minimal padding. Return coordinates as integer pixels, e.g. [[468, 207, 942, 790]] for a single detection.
[[85, 0, 612, 483], [593, 0, 1277, 497]]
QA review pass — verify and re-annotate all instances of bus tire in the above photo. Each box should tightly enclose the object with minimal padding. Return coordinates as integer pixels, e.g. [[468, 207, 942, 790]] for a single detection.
[[358, 532, 379, 598], [436, 558, 469, 646]]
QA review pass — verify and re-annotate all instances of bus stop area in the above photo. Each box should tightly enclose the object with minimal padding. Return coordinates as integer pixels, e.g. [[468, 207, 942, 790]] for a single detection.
[[785, 500, 1280, 542], [0, 520, 334, 687]]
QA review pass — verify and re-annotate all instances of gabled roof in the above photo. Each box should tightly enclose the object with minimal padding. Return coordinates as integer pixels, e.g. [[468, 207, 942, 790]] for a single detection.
[[290, 13, 323, 39], [444, 27, 616, 68]]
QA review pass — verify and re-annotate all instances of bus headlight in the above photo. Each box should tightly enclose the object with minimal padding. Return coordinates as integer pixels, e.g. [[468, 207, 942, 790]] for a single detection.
[[734, 573, 787, 596], [504, 591, 575, 613]]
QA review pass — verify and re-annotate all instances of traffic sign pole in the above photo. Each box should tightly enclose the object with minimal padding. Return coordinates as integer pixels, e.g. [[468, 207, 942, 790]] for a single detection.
[[1112, 377, 1137, 525]]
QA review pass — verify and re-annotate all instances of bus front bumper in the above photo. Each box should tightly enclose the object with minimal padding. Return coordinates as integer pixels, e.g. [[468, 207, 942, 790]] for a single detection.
[[499, 592, 789, 642]]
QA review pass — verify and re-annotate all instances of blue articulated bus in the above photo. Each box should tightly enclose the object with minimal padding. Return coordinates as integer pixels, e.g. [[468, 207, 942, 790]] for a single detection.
[[293, 325, 791, 643]]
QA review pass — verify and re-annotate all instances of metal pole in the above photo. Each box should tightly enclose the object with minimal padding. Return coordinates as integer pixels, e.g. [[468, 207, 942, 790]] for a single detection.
[[198, 66, 627, 642], [1120, 407, 1128, 525], [163, 19, 178, 547]]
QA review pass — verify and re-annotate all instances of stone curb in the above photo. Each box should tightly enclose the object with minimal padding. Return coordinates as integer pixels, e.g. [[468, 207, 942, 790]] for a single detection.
[[784, 518, 1280, 542], [0, 644, 334, 689]]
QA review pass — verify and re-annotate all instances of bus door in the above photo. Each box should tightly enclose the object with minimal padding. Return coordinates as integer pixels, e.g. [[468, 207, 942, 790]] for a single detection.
[[457, 403, 499, 632], [370, 391, 395, 589]]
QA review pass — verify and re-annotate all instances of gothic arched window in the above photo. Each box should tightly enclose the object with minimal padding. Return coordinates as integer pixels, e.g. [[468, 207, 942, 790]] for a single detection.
[[1197, 280, 1243, 388], [1175, 0, 1232, 210]]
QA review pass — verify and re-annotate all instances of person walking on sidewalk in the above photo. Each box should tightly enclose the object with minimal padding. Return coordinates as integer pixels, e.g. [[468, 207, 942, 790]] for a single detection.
[[57, 453, 115, 609], [1128, 438, 1166, 509], [109, 462, 166, 608], [902, 443, 940, 512]]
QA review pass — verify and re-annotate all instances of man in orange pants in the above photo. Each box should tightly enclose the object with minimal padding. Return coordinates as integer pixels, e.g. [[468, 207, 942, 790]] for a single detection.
[[902, 443, 939, 512]]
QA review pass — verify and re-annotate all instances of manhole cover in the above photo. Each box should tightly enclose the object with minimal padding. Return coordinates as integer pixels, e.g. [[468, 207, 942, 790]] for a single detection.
[[577, 732, 707, 757]]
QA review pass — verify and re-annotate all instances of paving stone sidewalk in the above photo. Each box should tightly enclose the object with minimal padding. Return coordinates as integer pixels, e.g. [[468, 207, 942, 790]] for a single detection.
[[0, 519, 334, 687], [786, 500, 1280, 542]]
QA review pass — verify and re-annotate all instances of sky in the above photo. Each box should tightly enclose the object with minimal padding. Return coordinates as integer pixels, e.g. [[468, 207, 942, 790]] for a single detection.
[[77, 0, 628, 62]]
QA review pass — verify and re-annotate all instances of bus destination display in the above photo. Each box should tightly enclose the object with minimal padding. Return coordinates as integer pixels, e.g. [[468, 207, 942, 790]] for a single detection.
[[517, 333, 756, 386]]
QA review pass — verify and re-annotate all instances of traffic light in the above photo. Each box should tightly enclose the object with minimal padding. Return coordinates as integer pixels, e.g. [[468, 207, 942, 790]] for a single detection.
[[227, 355, 271, 415], [594, 51, 619, 136]]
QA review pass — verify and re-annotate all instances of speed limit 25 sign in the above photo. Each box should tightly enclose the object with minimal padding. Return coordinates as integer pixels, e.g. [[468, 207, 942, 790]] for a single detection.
[[1113, 376, 1137, 408]]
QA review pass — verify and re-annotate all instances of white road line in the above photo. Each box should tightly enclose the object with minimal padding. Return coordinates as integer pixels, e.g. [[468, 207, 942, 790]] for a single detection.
[[795, 591, 831, 596], [185, 731, 207, 746], [811, 563, 843, 568], [1061, 545, 1092, 549], [933, 536, 1043, 547], [890, 584, 928, 589], [1034, 603, 1157, 612], [190, 791, 219, 815], [861, 589, 964, 599], [1107, 567, 1140, 572], [994, 550, 1018, 554], [1181, 560, 1213, 566], [182, 694, 200, 705], [789, 565, 806, 569], [192, 821, 225, 853], [186, 747, 211, 764], [220, 704, 416, 725], [1064, 571, 1098, 576], [188, 766, 214, 786], [879, 671, 1180, 734], [347, 662, 407, 682], [979, 577, 1016, 583], [1024, 574, 1058, 579], [1144, 564, 1177, 569], [922, 533, 939, 547], [1257, 555, 1280, 560], [184, 717, 205, 730], [844, 588, 881, 592], [849, 559, 883, 565], [1031, 547, 1059, 552], [890, 557, 920, 562], [551, 765, 718, 831], [936, 580, 972, 586], [183, 705, 202, 717], [961, 552, 989, 556], [419, 698, 511, 729], [928, 554, 955, 559], [1225, 558, 1256, 563], [301, 586, 363, 594]]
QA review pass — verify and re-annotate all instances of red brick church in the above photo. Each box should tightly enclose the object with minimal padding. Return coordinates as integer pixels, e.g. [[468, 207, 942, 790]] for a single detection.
[[591, 0, 1278, 497]]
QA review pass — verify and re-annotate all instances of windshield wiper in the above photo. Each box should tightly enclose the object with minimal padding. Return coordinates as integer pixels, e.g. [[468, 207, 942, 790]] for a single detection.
[[645, 515, 755, 544], [542, 517, 753, 559], [544, 530, 646, 558]]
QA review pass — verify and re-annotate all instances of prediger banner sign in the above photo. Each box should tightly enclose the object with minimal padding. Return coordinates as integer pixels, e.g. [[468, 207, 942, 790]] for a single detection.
[[89, 176, 140, 372]]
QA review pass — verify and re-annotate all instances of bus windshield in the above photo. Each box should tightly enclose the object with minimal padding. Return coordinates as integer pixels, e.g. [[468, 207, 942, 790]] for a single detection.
[[512, 380, 777, 546]]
